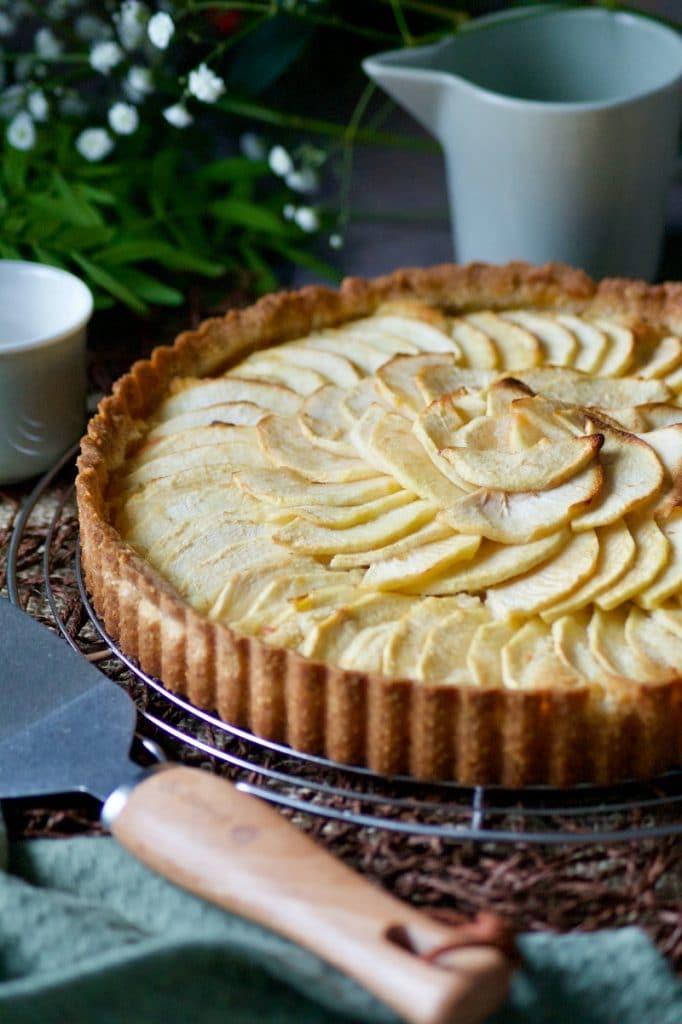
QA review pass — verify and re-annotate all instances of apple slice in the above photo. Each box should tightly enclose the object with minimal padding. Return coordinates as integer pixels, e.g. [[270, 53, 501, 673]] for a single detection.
[[156, 375, 302, 419], [416, 364, 495, 404], [635, 335, 682, 379], [207, 562, 340, 623], [556, 314, 609, 373], [596, 512, 670, 609], [540, 521, 635, 622], [450, 318, 499, 369], [625, 605, 682, 674], [416, 529, 570, 595], [416, 603, 489, 683], [276, 490, 414, 530], [440, 462, 603, 543], [592, 319, 635, 376], [510, 367, 671, 408], [300, 592, 411, 663], [412, 397, 476, 492], [305, 333, 388, 374], [147, 401, 268, 439], [571, 421, 664, 530], [274, 498, 437, 555], [635, 403, 682, 430], [258, 415, 378, 482], [651, 605, 682, 638], [467, 620, 515, 687], [338, 621, 401, 672], [299, 385, 357, 457], [465, 312, 541, 369], [353, 314, 460, 355], [552, 611, 606, 684], [330, 519, 454, 570], [502, 310, 577, 365], [362, 532, 480, 591], [440, 433, 602, 493], [235, 466, 399, 508], [382, 596, 465, 678], [278, 342, 361, 386], [636, 510, 682, 608], [237, 354, 326, 395], [486, 530, 599, 619], [485, 377, 535, 416], [352, 405, 469, 505], [588, 607, 672, 681], [502, 619, 583, 689], [376, 354, 454, 415]]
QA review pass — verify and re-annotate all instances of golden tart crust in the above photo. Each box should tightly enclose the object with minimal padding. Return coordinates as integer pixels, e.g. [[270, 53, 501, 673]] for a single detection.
[[76, 262, 682, 786]]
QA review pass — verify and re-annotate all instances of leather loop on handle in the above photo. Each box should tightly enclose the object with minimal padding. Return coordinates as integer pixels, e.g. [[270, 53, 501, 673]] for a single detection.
[[108, 765, 513, 1024]]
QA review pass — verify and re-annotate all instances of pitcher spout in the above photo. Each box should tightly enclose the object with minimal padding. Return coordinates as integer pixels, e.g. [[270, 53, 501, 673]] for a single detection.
[[362, 42, 452, 138]]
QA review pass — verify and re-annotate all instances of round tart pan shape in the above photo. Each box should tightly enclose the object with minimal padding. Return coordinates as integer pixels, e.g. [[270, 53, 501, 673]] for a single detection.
[[76, 262, 682, 786]]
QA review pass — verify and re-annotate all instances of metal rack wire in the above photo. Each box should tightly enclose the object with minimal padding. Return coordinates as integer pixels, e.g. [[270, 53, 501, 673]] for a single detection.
[[7, 445, 682, 844]]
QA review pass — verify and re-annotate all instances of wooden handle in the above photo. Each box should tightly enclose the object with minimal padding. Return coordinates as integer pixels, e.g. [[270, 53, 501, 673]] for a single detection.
[[107, 765, 512, 1024]]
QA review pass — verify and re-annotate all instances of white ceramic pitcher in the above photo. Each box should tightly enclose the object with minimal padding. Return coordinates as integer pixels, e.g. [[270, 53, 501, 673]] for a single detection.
[[363, 5, 682, 280]]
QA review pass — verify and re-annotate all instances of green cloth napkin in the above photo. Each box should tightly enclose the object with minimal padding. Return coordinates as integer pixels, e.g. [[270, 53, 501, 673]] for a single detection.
[[0, 828, 680, 1024]]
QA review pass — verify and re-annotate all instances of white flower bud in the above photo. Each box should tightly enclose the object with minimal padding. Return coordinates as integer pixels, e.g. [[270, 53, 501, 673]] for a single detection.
[[27, 89, 49, 123], [329, 233, 344, 250], [285, 166, 318, 195], [35, 27, 62, 59], [7, 112, 35, 151], [294, 207, 319, 233], [147, 11, 174, 49], [0, 12, 15, 35], [283, 203, 296, 220], [124, 65, 153, 102], [90, 40, 124, 75], [76, 127, 114, 162], [108, 101, 139, 135], [268, 145, 293, 177], [116, 1, 149, 50], [188, 63, 225, 104], [163, 102, 193, 128], [240, 132, 265, 161]]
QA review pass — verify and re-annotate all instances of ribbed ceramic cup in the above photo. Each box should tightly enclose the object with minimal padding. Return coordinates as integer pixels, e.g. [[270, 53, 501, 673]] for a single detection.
[[0, 261, 93, 483], [364, 6, 682, 280]]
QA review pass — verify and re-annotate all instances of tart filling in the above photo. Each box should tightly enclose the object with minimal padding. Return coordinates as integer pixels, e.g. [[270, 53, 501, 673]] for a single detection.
[[77, 263, 682, 785]]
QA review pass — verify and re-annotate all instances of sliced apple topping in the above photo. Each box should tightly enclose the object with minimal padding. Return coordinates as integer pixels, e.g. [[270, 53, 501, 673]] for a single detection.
[[441, 434, 602, 493], [113, 299, 682, 693]]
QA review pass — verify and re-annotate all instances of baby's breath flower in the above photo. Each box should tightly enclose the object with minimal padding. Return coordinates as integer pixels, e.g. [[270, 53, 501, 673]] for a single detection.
[[76, 14, 113, 42], [35, 27, 62, 59], [163, 102, 193, 128], [90, 40, 124, 75], [240, 132, 265, 161], [329, 233, 344, 250], [124, 65, 153, 102], [188, 63, 225, 103], [108, 100, 138, 135], [294, 206, 319, 233], [27, 89, 48, 123], [0, 12, 14, 36], [283, 203, 296, 220], [116, 1, 149, 51], [285, 166, 318, 194], [7, 111, 35, 151], [147, 11, 174, 49], [76, 127, 113, 162], [268, 144, 293, 177]]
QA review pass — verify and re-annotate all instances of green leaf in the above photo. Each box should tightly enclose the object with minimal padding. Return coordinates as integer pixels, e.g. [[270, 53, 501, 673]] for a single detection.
[[198, 157, 268, 183], [53, 172, 104, 228], [78, 183, 118, 206], [209, 197, 289, 236], [54, 225, 116, 250], [240, 241, 279, 294], [3, 146, 28, 194], [114, 266, 184, 307], [95, 239, 225, 276], [70, 252, 148, 313]]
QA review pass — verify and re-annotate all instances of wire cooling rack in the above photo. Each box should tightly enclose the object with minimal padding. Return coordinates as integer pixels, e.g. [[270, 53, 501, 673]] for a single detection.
[[6, 445, 682, 844]]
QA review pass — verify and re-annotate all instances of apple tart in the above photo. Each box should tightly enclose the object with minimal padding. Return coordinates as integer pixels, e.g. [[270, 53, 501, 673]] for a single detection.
[[77, 263, 682, 785]]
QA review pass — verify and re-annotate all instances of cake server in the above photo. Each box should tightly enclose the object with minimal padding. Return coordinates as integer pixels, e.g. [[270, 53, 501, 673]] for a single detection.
[[0, 597, 514, 1024]]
